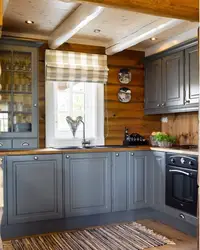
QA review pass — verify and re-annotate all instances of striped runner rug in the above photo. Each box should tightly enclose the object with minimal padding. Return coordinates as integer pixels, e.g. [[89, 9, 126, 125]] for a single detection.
[[3, 222, 175, 250]]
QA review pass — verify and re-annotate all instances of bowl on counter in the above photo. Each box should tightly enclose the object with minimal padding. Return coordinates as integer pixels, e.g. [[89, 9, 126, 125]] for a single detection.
[[157, 141, 173, 148]]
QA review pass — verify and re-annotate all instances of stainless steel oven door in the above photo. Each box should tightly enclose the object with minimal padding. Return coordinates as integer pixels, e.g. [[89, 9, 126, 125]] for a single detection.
[[166, 165, 198, 216]]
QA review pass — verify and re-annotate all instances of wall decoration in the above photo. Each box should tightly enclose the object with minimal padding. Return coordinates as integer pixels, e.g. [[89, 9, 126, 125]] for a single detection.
[[118, 87, 132, 103], [118, 68, 132, 84], [66, 116, 83, 137]]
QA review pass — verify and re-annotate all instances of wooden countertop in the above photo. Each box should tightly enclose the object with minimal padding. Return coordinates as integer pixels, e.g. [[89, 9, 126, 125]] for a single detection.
[[0, 146, 198, 156]]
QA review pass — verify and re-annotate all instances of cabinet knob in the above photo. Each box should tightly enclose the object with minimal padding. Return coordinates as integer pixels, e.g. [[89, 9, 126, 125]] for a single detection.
[[0, 143, 3, 147], [33, 104, 37, 107], [185, 100, 190, 104], [116, 153, 119, 157], [0, 158, 3, 165], [34, 156, 38, 160], [66, 155, 70, 158], [161, 103, 165, 107], [157, 104, 161, 107], [131, 153, 134, 156]]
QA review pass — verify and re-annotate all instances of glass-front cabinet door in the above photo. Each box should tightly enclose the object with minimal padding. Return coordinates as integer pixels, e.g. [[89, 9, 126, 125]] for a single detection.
[[0, 44, 38, 141]]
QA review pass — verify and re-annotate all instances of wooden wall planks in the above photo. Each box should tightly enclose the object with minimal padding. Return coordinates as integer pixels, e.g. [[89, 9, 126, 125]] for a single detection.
[[161, 112, 198, 145], [38, 43, 161, 148]]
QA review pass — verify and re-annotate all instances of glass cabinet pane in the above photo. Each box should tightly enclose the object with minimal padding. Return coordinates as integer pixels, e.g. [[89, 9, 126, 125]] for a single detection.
[[0, 113, 12, 132], [13, 72, 32, 93], [13, 94, 32, 112], [0, 71, 12, 91], [0, 46, 36, 137], [0, 94, 11, 112], [0, 50, 12, 71], [13, 51, 32, 72], [13, 114, 32, 132]]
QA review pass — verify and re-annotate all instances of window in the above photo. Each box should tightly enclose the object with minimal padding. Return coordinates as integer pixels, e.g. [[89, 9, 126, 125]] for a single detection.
[[46, 81, 104, 147]]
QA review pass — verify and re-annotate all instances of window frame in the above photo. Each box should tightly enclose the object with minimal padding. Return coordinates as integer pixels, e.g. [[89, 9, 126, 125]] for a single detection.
[[45, 81, 105, 148]]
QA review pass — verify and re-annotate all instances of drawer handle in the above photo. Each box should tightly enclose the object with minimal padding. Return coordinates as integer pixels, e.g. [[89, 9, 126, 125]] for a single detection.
[[22, 142, 30, 147], [0, 143, 3, 147], [34, 156, 38, 160]]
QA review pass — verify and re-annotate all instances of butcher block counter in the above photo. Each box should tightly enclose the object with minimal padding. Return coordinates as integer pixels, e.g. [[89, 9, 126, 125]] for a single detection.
[[0, 145, 198, 156]]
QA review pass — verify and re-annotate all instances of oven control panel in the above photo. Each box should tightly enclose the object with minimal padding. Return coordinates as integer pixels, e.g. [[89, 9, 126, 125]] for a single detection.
[[167, 154, 198, 170]]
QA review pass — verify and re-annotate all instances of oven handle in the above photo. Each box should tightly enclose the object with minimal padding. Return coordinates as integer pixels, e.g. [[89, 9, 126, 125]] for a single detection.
[[169, 169, 190, 176]]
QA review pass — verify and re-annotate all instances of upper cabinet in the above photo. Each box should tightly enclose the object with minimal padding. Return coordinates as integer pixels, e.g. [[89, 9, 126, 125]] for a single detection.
[[145, 59, 162, 109], [145, 40, 199, 114], [0, 42, 38, 149], [185, 45, 199, 105], [162, 51, 184, 107]]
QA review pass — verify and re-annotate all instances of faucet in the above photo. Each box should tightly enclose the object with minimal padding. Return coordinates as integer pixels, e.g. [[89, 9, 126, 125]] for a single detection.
[[80, 120, 90, 147]]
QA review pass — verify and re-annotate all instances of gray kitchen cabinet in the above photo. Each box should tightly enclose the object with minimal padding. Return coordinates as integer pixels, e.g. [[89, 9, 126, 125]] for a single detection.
[[64, 153, 111, 217], [7, 154, 63, 224], [0, 41, 39, 149], [112, 152, 127, 212], [145, 39, 198, 114], [162, 51, 184, 107], [144, 59, 162, 109], [127, 151, 152, 210], [1, 157, 6, 226], [152, 152, 166, 212], [185, 45, 199, 105]]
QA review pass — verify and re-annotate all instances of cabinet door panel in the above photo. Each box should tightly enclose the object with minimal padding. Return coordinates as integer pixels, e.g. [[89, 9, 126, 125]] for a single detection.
[[112, 152, 127, 212], [7, 155, 63, 224], [162, 51, 184, 107], [127, 151, 152, 210], [65, 153, 111, 217], [185, 46, 199, 105], [152, 152, 166, 212], [145, 59, 162, 109]]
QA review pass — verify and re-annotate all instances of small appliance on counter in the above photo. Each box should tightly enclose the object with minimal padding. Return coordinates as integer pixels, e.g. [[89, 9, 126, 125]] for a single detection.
[[123, 127, 148, 146]]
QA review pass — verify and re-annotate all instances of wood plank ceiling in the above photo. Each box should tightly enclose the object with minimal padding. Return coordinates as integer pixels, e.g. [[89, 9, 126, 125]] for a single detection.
[[61, 0, 199, 21]]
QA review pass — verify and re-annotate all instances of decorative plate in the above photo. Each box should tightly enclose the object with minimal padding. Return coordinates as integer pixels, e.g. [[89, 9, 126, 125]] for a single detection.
[[118, 87, 132, 103], [118, 68, 132, 84]]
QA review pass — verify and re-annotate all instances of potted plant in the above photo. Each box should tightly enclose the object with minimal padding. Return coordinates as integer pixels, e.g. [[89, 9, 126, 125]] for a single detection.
[[153, 132, 176, 148]]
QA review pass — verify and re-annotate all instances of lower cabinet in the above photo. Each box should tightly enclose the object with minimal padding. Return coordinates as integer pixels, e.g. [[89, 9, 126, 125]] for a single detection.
[[64, 153, 111, 217], [151, 152, 166, 212], [112, 152, 127, 212], [127, 151, 153, 210], [7, 154, 63, 224]]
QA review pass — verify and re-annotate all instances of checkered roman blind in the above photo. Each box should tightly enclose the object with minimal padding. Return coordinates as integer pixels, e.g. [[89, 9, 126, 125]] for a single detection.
[[45, 50, 109, 84]]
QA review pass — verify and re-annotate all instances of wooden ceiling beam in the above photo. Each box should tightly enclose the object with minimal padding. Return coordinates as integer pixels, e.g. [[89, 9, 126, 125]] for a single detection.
[[48, 3, 104, 49], [61, 0, 199, 21], [106, 19, 184, 55]]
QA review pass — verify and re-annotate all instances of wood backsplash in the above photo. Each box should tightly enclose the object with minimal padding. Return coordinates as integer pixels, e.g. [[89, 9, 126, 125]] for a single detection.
[[38, 43, 161, 148], [161, 112, 199, 145]]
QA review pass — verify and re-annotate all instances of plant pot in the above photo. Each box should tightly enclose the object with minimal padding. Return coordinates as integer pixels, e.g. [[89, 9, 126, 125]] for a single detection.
[[149, 136, 158, 147], [157, 141, 173, 148]]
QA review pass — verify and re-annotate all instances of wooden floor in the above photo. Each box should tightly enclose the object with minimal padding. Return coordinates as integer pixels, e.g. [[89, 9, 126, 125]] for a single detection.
[[139, 219, 197, 250]]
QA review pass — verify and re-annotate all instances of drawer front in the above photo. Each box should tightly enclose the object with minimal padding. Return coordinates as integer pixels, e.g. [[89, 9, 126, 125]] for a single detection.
[[0, 140, 12, 149], [13, 139, 38, 149]]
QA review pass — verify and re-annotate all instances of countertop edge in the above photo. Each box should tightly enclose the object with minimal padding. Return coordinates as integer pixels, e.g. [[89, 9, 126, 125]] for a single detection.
[[0, 146, 198, 156]]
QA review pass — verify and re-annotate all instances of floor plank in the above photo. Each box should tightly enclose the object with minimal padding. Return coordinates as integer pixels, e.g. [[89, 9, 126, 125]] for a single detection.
[[138, 219, 197, 250]]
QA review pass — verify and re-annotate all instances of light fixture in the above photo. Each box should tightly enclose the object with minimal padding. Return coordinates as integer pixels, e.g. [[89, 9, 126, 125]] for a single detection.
[[25, 20, 34, 24], [94, 29, 101, 33], [150, 37, 157, 41]]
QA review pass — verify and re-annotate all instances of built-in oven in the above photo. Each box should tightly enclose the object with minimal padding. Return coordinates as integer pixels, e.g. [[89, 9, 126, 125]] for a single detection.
[[166, 153, 198, 216]]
